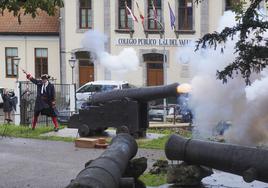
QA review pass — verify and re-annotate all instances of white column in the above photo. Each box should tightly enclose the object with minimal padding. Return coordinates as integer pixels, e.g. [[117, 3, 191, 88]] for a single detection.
[[14, 82, 20, 125], [69, 84, 76, 113]]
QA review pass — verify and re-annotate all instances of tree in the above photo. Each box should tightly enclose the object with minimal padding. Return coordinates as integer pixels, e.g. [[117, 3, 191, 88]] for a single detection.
[[0, 0, 64, 23], [195, 0, 268, 85]]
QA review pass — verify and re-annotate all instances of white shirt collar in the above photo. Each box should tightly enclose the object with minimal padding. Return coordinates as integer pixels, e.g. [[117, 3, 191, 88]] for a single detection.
[[41, 81, 49, 94]]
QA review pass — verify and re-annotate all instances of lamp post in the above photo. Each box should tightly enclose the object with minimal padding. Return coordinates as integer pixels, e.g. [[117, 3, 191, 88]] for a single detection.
[[13, 57, 21, 82], [68, 55, 77, 84]]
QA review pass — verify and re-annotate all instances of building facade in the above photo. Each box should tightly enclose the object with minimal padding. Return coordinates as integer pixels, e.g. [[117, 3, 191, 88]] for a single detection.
[[1, 0, 266, 90], [0, 10, 60, 90], [61, 0, 245, 87]]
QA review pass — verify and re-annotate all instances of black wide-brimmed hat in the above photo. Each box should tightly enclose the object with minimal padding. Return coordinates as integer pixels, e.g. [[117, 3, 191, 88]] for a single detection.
[[41, 74, 50, 80]]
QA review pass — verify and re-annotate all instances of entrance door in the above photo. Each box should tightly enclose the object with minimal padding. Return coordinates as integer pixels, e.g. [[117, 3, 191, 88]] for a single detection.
[[79, 60, 94, 86], [143, 53, 164, 86], [147, 63, 163, 86], [75, 51, 94, 86]]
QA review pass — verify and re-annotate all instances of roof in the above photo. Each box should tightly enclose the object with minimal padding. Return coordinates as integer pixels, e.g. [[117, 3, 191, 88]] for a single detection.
[[0, 9, 59, 35]]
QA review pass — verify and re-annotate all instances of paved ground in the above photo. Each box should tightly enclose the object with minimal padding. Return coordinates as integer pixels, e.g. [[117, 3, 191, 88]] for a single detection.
[[42, 127, 164, 140], [1, 109, 268, 188], [1, 136, 268, 188], [0, 137, 166, 188]]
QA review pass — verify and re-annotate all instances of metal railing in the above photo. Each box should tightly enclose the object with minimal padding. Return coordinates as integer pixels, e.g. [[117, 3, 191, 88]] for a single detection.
[[19, 81, 76, 126]]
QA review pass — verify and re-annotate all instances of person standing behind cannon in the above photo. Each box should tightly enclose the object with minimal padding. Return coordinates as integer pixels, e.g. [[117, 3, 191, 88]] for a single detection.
[[26, 73, 59, 132]]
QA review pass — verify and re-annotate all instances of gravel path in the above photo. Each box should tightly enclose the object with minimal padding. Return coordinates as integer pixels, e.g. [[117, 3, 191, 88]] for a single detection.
[[0, 137, 165, 188]]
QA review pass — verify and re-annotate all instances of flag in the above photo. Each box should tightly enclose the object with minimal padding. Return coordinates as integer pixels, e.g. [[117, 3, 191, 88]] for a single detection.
[[136, 2, 145, 28], [125, 1, 138, 22], [168, 2, 176, 30], [151, 0, 158, 20]]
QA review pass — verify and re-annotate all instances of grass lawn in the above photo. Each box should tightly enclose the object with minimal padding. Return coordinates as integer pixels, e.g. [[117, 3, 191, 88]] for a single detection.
[[137, 135, 170, 150], [0, 124, 192, 149], [139, 173, 167, 187], [138, 128, 192, 150], [0, 124, 74, 142]]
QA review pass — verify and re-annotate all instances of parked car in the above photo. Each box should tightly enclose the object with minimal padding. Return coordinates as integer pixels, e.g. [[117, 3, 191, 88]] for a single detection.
[[76, 80, 131, 109], [148, 105, 169, 122], [0, 87, 4, 108]]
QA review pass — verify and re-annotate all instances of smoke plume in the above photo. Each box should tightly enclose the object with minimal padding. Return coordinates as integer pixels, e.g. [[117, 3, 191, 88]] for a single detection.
[[81, 30, 139, 77], [178, 11, 268, 146]]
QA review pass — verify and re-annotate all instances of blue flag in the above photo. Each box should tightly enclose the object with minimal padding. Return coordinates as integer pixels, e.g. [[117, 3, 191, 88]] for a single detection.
[[168, 2, 176, 30]]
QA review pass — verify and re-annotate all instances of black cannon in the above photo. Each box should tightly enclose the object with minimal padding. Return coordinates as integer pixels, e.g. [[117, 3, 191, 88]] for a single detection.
[[165, 134, 268, 183], [68, 83, 179, 137], [66, 133, 138, 188]]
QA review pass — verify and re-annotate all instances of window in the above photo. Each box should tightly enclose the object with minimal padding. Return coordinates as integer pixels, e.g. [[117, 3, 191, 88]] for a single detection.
[[178, 0, 193, 30], [5, 47, 18, 77], [79, 0, 92, 29], [147, 0, 162, 30], [35, 48, 48, 78], [225, 0, 240, 11], [77, 84, 118, 93], [118, 0, 133, 29]]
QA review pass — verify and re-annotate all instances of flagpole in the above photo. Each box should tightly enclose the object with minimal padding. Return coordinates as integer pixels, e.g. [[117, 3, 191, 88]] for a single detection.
[[147, 16, 167, 122], [125, 1, 131, 38]]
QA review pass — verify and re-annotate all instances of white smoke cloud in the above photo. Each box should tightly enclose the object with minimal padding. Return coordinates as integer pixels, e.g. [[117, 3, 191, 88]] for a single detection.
[[81, 29, 107, 54], [177, 11, 268, 146], [81, 30, 139, 77]]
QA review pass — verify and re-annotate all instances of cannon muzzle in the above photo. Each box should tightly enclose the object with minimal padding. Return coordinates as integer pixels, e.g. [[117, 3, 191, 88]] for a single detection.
[[66, 133, 138, 188], [91, 83, 179, 104], [165, 134, 268, 183]]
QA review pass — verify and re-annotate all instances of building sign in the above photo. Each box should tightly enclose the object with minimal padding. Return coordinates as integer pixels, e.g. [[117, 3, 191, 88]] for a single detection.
[[115, 38, 192, 47], [181, 64, 191, 78]]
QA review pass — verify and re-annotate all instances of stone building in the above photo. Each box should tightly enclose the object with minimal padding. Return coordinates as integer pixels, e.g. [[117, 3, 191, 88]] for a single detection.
[[1, 0, 267, 90], [60, 0, 249, 87]]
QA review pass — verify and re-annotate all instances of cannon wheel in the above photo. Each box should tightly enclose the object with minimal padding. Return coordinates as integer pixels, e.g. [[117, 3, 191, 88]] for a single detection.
[[78, 124, 92, 137]]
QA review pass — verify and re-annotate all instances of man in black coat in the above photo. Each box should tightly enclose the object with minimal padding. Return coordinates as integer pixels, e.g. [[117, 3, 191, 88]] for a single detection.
[[26, 73, 59, 131]]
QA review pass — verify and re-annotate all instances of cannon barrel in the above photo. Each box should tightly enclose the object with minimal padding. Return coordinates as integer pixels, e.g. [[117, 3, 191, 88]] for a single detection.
[[91, 83, 179, 104], [66, 133, 138, 188], [165, 134, 268, 183]]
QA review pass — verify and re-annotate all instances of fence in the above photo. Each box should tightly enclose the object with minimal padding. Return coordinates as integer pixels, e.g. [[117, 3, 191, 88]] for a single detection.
[[18, 81, 76, 126]]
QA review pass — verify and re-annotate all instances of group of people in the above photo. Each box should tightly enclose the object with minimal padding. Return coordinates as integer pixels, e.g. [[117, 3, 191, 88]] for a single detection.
[[1, 73, 59, 132]]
